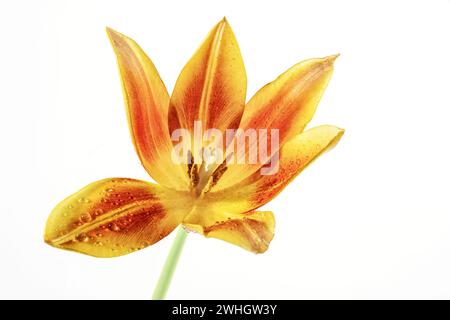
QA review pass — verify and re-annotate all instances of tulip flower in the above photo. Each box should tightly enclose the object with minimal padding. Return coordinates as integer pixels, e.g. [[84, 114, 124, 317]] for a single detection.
[[44, 18, 344, 299]]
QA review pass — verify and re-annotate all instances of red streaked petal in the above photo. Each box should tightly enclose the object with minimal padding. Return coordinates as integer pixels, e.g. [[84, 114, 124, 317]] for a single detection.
[[168, 18, 246, 136], [203, 126, 344, 213], [107, 28, 189, 190], [214, 56, 338, 190], [45, 178, 191, 257], [183, 210, 274, 253]]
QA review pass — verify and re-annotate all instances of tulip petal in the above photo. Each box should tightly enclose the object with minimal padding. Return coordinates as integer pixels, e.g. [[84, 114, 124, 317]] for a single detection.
[[107, 28, 189, 190], [45, 178, 191, 257], [215, 56, 338, 190], [168, 18, 246, 136], [203, 125, 344, 213], [183, 210, 274, 253]]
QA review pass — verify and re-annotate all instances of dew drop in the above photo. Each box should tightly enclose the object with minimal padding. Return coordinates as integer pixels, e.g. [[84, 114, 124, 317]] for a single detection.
[[140, 241, 149, 248], [94, 208, 104, 216], [94, 241, 103, 246], [106, 188, 115, 193], [76, 233, 89, 242], [79, 213, 92, 223], [108, 223, 120, 232], [78, 197, 91, 204]]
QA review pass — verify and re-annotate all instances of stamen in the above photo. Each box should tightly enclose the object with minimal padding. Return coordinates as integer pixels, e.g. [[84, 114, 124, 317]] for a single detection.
[[190, 164, 199, 188], [187, 151, 194, 178], [203, 160, 228, 193]]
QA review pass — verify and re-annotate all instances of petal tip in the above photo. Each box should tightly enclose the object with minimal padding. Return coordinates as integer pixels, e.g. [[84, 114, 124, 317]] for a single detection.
[[326, 54, 340, 64], [43, 235, 51, 245], [43, 233, 58, 248], [106, 26, 121, 45], [105, 26, 117, 38], [336, 126, 345, 135], [328, 126, 345, 149], [255, 247, 269, 254], [106, 27, 127, 47], [218, 16, 230, 28]]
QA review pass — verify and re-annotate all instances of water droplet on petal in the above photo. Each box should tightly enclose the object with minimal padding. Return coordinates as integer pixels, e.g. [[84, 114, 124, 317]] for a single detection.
[[106, 188, 115, 193], [140, 241, 149, 248], [79, 213, 92, 223], [94, 208, 104, 216], [108, 223, 120, 232], [78, 197, 91, 204], [76, 233, 89, 242]]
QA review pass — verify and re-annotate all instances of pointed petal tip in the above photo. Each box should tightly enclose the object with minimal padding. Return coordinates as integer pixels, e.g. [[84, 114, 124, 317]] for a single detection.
[[327, 53, 340, 64], [106, 26, 122, 44], [43, 235, 51, 245], [336, 127, 345, 142], [105, 26, 117, 37], [218, 16, 229, 27], [327, 126, 345, 149], [322, 125, 345, 142], [105, 27, 128, 45], [335, 126, 345, 134], [44, 233, 60, 248]]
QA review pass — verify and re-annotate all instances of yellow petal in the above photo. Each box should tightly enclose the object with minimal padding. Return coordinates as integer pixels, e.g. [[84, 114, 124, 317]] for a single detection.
[[44, 178, 191, 257], [107, 28, 189, 190], [168, 18, 246, 136], [203, 125, 344, 213], [183, 210, 274, 253], [215, 56, 338, 190]]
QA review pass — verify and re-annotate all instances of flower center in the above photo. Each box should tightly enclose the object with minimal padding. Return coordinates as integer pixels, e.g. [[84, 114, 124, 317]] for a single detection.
[[187, 151, 227, 196]]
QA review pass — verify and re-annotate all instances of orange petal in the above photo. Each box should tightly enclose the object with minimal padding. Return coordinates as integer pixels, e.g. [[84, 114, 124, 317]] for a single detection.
[[183, 210, 274, 253], [44, 178, 191, 257], [203, 125, 344, 213], [215, 56, 338, 190], [107, 28, 189, 190], [168, 18, 246, 136]]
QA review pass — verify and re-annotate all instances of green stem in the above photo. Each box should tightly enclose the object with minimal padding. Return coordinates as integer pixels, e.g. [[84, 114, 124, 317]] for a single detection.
[[152, 227, 188, 300]]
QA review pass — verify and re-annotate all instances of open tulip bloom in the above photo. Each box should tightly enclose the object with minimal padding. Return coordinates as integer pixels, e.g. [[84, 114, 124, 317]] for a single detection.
[[44, 18, 344, 299]]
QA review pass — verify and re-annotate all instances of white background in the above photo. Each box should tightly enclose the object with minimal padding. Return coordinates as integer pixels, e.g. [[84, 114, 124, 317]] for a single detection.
[[0, 0, 449, 299]]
